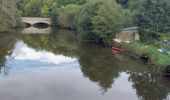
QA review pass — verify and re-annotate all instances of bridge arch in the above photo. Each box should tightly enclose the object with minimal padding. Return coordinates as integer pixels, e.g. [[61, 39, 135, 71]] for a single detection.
[[22, 17, 52, 29], [23, 22, 31, 28], [33, 22, 50, 29]]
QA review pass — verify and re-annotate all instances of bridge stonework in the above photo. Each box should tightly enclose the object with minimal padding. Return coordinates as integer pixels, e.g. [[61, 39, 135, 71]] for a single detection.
[[22, 17, 52, 26]]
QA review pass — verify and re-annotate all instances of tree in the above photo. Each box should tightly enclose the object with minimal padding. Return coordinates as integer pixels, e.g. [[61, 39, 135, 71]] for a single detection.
[[59, 4, 81, 29], [116, 0, 129, 7], [41, 5, 50, 17], [24, 0, 43, 17], [57, 0, 86, 5], [51, 6, 60, 26], [16, 0, 30, 14], [76, 0, 126, 44], [0, 0, 21, 31], [135, 0, 170, 33], [92, 0, 125, 43], [76, 0, 103, 40], [127, 0, 141, 10]]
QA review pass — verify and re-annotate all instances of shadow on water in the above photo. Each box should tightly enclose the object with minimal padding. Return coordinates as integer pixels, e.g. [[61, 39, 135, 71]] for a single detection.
[[0, 28, 170, 100]]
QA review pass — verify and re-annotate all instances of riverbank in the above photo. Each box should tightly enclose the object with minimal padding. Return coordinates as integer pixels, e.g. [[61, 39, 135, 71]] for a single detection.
[[112, 40, 170, 73], [0, 0, 22, 33]]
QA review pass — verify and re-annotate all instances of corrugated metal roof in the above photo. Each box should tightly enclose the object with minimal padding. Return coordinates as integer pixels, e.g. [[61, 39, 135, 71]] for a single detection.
[[122, 26, 138, 31]]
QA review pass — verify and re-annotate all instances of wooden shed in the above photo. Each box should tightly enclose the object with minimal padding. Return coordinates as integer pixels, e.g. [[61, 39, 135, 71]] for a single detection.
[[115, 27, 140, 41]]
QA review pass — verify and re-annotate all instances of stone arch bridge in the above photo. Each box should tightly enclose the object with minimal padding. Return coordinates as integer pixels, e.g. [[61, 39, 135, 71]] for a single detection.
[[22, 17, 52, 27], [21, 17, 52, 34]]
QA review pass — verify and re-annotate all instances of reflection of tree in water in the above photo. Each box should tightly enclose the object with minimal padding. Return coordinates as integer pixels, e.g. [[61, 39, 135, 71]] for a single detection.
[[129, 72, 170, 100], [20, 29, 170, 98], [22, 31, 121, 93], [21, 29, 79, 57], [0, 33, 17, 75], [79, 45, 121, 93], [78, 44, 151, 93]]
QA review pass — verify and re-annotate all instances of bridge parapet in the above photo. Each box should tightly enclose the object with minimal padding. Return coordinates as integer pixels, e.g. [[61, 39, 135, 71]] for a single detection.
[[22, 17, 52, 26]]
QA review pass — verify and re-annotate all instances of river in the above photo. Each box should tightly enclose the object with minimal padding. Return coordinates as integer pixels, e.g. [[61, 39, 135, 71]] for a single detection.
[[0, 28, 170, 100]]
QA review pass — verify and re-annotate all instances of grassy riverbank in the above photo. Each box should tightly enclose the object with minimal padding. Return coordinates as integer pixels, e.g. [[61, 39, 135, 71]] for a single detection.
[[116, 41, 170, 70]]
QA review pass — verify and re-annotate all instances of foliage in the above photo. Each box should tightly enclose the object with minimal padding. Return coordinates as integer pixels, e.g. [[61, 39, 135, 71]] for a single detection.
[[135, 0, 170, 33], [41, 5, 50, 17], [127, 0, 141, 10], [56, 0, 86, 5], [16, 0, 30, 14], [59, 4, 81, 29], [76, 0, 127, 44], [119, 42, 170, 69], [17, 0, 135, 44], [24, 0, 43, 17], [116, 0, 128, 7], [76, 0, 101, 37], [0, 0, 21, 32], [92, 0, 125, 43], [51, 6, 60, 26]]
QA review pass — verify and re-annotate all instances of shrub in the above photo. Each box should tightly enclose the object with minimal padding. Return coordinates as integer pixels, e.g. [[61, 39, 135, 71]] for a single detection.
[[119, 42, 170, 69]]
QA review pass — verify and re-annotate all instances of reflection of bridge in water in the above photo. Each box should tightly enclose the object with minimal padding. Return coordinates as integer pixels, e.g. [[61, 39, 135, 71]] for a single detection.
[[21, 27, 51, 34], [21, 17, 52, 34]]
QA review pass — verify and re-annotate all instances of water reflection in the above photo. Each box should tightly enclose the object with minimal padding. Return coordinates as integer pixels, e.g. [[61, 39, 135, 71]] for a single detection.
[[11, 41, 77, 65], [78, 43, 152, 93], [129, 72, 170, 100], [0, 29, 170, 100], [0, 33, 18, 75], [22, 27, 51, 34]]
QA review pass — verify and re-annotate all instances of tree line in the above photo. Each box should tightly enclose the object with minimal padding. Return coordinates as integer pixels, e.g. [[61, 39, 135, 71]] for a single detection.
[[1, 0, 170, 44], [17, 0, 133, 44]]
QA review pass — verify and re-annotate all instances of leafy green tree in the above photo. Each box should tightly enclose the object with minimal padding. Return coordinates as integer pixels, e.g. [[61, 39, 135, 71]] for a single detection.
[[92, 0, 125, 43], [76, 0, 126, 44], [16, 0, 30, 14], [41, 5, 50, 17], [76, 0, 103, 40], [24, 0, 43, 17], [43, 0, 54, 7], [51, 6, 60, 26], [57, 0, 86, 5], [135, 0, 170, 33], [59, 4, 81, 29], [127, 0, 141, 10]]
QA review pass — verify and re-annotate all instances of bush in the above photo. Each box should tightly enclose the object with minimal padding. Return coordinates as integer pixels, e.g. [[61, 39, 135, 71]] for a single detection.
[[0, 0, 22, 32], [59, 4, 81, 29], [24, 0, 43, 17], [51, 7, 60, 26], [119, 42, 170, 69], [76, 0, 126, 44], [135, 0, 170, 33]]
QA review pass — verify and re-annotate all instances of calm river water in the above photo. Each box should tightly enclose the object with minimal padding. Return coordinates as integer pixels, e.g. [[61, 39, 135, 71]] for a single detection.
[[0, 28, 170, 100]]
